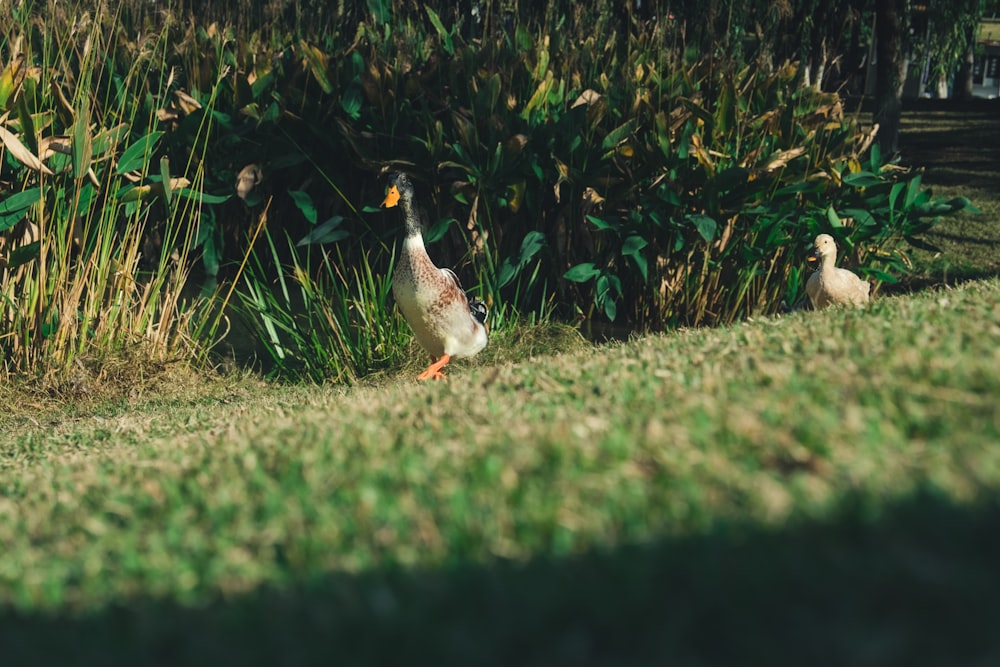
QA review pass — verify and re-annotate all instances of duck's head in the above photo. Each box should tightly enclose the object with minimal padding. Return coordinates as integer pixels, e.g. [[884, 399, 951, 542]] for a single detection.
[[381, 172, 413, 209], [807, 233, 837, 268]]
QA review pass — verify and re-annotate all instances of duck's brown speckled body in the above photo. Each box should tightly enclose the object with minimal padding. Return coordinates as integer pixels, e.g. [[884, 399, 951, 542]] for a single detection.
[[382, 172, 488, 380]]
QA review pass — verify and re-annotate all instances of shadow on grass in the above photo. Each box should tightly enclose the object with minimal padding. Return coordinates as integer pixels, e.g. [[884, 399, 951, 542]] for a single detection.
[[881, 266, 1000, 295], [3, 490, 999, 667], [897, 100, 1000, 192]]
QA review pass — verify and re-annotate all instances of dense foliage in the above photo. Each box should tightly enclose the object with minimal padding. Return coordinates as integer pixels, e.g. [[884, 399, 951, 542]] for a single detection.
[[0, 0, 974, 380]]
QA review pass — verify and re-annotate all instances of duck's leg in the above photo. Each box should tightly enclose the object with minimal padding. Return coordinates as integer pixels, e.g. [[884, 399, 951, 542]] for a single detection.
[[417, 354, 450, 381]]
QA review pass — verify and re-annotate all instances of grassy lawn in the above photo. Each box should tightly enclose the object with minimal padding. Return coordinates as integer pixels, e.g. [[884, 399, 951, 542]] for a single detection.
[[3, 277, 1000, 665], [898, 100, 1000, 285], [1, 108, 999, 665]]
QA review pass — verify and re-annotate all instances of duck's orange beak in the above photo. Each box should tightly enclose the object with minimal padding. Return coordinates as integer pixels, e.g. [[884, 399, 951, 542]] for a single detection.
[[381, 185, 400, 208], [806, 247, 820, 268]]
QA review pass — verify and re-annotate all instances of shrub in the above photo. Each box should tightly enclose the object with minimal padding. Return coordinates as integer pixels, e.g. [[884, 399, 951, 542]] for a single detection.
[[0, 1, 972, 381]]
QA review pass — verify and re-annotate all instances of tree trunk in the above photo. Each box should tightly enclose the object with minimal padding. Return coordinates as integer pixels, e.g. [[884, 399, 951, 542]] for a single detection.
[[956, 25, 977, 100], [936, 73, 949, 98], [874, 0, 907, 156]]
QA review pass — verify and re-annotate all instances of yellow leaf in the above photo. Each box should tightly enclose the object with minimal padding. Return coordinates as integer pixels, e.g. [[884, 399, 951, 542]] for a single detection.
[[764, 146, 807, 172], [507, 181, 525, 213], [0, 121, 54, 175], [119, 184, 153, 202], [570, 89, 601, 109], [49, 80, 75, 127], [174, 90, 202, 114], [118, 178, 191, 202], [236, 164, 263, 200], [0, 54, 25, 109], [299, 41, 334, 94], [38, 135, 71, 159]]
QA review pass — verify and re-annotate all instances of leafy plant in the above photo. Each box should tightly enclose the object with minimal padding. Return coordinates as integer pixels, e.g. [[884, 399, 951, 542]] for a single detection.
[[237, 191, 409, 382], [0, 0, 230, 378], [0, 0, 977, 384]]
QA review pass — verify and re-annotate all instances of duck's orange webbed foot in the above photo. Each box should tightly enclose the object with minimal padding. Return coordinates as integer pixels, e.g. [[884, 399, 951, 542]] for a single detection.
[[416, 354, 450, 381]]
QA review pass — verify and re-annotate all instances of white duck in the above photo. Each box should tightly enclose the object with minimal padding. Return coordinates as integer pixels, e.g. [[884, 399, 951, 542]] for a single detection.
[[381, 172, 488, 380], [805, 233, 871, 309]]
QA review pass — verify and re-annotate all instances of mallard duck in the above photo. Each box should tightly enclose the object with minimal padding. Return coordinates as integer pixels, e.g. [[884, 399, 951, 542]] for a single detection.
[[381, 172, 488, 380], [805, 233, 871, 309]]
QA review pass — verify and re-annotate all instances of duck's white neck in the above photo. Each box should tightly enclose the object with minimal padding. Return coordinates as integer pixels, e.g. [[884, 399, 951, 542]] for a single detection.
[[403, 234, 425, 252], [820, 252, 838, 272]]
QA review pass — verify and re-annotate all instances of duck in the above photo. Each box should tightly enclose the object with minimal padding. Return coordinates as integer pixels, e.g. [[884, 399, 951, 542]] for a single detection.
[[381, 172, 488, 380], [805, 233, 871, 309]]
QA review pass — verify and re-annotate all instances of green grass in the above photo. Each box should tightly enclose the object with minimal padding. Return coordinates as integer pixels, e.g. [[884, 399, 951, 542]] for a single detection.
[[1, 105, 998, 665], [2, 275, 999, 665], [898, 103, 1000, 286]]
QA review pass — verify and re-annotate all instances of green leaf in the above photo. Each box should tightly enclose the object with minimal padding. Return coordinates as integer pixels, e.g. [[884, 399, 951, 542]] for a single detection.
[[159, 156, 173, 206], [0, 187, 42, 217], [117, 131, 164, 175], [622, 235, 648, 282], [774, 181, 824, 197], [496, 258, 518, 289], [601, 119, 637, 151], [196, 210, 221, 277], [175, 188, 231, 205], [289, 190, 318, 225], [602, 297, 617, 321], [586, 215, 617, 232], [425, 7, 454, 55], [15, 96, 38, 154], [71, 104, 92, 180], [40, 311, 58, 338], [861, 267, 898, 283], [7, 240, 39, 268], [297, 216, 348, 246], [596, 273, 621, 321], [714, 166, 750, 192], [842, 208, 878, 228], [517, 231, 546, 264], [889, 181, 906, 212], [630, 251, 649, 282], [686, 213, 717, 242], [842, 171, 883, 188], [904, 172, 923, 209], [825, 205, 842, 228], [563, 262, 600, 283], [340, 77, 364, 120], [425, 217, 455, 243], [91, 123, 129, 159], [621, 235, 647, 256], [869, 142, 881, 171], [946, 196, 979, 214], [497, 231, 547, 288], [904, 235, 942, 253], [367, 0, 391, 23], [201, 230, 220, 277]]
